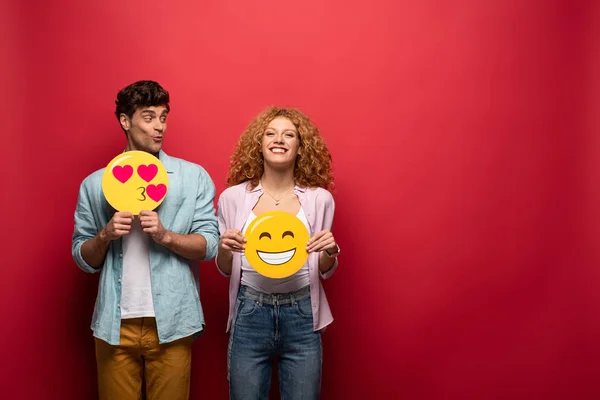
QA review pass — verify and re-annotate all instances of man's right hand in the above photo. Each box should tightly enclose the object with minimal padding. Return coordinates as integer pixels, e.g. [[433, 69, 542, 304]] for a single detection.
[[100, 212, 134, 242], [80, 212, 133, 269]]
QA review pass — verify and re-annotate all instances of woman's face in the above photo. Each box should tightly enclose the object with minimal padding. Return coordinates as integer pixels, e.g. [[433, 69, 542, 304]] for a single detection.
[[261, 117, 300, 169]]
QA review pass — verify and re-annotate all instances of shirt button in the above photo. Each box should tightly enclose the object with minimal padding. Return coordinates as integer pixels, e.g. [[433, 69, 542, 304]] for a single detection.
[[118, 279, 121, 283], [117, 304, 120, 309], [119, 253, 123, 258]]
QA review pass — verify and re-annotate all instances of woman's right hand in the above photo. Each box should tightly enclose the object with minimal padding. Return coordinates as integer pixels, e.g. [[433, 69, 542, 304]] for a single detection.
[[219, 229, 246, 253]]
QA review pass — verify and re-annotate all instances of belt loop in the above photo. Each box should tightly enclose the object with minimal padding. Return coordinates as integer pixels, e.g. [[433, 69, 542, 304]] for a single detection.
[[290, 293, 295, 305], [258, 293, 263, 305]]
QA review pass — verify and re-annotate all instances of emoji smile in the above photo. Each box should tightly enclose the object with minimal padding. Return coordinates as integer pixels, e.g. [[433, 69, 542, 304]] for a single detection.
[[256, 248, 296, 265]]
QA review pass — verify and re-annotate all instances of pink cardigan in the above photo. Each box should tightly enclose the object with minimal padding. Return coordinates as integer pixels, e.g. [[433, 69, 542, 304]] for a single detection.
[[216, 182, 338, 332]]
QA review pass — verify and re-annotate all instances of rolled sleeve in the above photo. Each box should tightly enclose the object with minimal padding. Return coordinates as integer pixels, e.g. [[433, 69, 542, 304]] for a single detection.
[[71, 180, 102, 274], [191, 168, 219, 261]]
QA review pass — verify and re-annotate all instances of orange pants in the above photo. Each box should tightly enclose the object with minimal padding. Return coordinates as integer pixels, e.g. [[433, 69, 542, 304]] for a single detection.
[[95, 317, 193, 400]]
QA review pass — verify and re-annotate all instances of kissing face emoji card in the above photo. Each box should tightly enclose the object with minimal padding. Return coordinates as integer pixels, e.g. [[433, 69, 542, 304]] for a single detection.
[[101, 151, 168, 215]]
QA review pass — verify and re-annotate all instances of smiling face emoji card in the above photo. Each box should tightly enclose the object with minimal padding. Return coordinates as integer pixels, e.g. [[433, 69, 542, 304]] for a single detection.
[[244, 211, 310, 279], [101, 151, 169, 215]]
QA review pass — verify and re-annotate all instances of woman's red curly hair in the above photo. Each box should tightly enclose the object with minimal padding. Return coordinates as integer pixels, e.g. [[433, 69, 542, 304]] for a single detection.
[[226, 107, 334, 190]]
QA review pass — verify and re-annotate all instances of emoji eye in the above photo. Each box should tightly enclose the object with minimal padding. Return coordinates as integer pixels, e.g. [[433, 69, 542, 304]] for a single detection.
[[259, 232, 271, 240], [282, 231, 294, 239]]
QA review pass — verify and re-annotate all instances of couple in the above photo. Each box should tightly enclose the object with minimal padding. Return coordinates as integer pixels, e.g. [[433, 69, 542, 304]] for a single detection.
[[71, 80, 340, 400]]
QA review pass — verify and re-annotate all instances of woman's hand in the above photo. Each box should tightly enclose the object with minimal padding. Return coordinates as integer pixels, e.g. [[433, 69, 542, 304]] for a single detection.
[[307, 229, 339, 255], [219, 229, 246, 253]]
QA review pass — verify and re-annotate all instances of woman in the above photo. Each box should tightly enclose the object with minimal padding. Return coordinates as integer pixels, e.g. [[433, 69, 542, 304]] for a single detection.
[[216, 107, 340, 399]]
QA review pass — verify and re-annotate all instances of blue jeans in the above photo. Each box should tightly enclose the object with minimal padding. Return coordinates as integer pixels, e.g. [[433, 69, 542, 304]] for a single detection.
[[228, 285, 322, 400]]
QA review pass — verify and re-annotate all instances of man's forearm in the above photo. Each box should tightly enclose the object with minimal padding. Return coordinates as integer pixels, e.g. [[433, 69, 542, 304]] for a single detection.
[[159, 232, 208, 261], [81, 230, 111, 269]]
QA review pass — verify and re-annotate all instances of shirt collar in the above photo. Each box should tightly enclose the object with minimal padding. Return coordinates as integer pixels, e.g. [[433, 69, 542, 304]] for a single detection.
[[157, 150, 176, 173]]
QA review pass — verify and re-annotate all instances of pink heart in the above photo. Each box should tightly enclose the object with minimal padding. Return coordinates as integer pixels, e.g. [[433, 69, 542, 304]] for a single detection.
[[146, 184, 167, 202], [137, 164, 158, 182], [112, 165, 133, 183]]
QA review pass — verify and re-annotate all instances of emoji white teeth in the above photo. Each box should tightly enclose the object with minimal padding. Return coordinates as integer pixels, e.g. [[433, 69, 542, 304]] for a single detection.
[[257, 249, 296, 265]]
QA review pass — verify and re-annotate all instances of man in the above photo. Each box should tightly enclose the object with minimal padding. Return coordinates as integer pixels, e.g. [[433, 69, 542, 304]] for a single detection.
[[71, 80, 218, 399]]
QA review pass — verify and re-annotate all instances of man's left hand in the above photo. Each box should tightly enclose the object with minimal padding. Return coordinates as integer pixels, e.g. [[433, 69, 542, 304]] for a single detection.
[[139, 210, 169, 245]]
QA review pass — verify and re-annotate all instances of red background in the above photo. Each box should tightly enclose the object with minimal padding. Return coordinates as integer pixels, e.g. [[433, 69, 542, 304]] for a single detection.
[[2, 1, 599, 399]]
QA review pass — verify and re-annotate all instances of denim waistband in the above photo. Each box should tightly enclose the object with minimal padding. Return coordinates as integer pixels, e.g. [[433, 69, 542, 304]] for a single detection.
[[240, 285, 310, 306]]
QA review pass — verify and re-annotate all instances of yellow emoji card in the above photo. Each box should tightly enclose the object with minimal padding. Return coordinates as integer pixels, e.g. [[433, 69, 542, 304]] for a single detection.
[[244, 211, 310, 279], [101, 151, 168, 215]]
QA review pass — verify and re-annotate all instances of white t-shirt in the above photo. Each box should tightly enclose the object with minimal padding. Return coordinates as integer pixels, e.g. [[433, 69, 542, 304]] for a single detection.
[[120, 218, 155, 318], [241, 208, 311, 293]]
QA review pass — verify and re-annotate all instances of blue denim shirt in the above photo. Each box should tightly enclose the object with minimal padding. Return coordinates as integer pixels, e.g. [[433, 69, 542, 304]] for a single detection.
[[71, 151, 219, 345]]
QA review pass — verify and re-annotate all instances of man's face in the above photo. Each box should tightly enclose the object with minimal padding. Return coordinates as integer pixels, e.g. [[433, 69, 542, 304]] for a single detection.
[[120, 105, 168, 155]]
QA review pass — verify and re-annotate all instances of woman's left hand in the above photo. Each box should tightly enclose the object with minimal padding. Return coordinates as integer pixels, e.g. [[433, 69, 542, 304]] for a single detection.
[[307, 229, 338, 254]]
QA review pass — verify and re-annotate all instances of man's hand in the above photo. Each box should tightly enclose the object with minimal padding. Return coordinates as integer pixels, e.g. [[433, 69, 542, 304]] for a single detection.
[[101, 212, 133, 241], [139, 210, 169, 244], [81, 212, 132, 269]]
